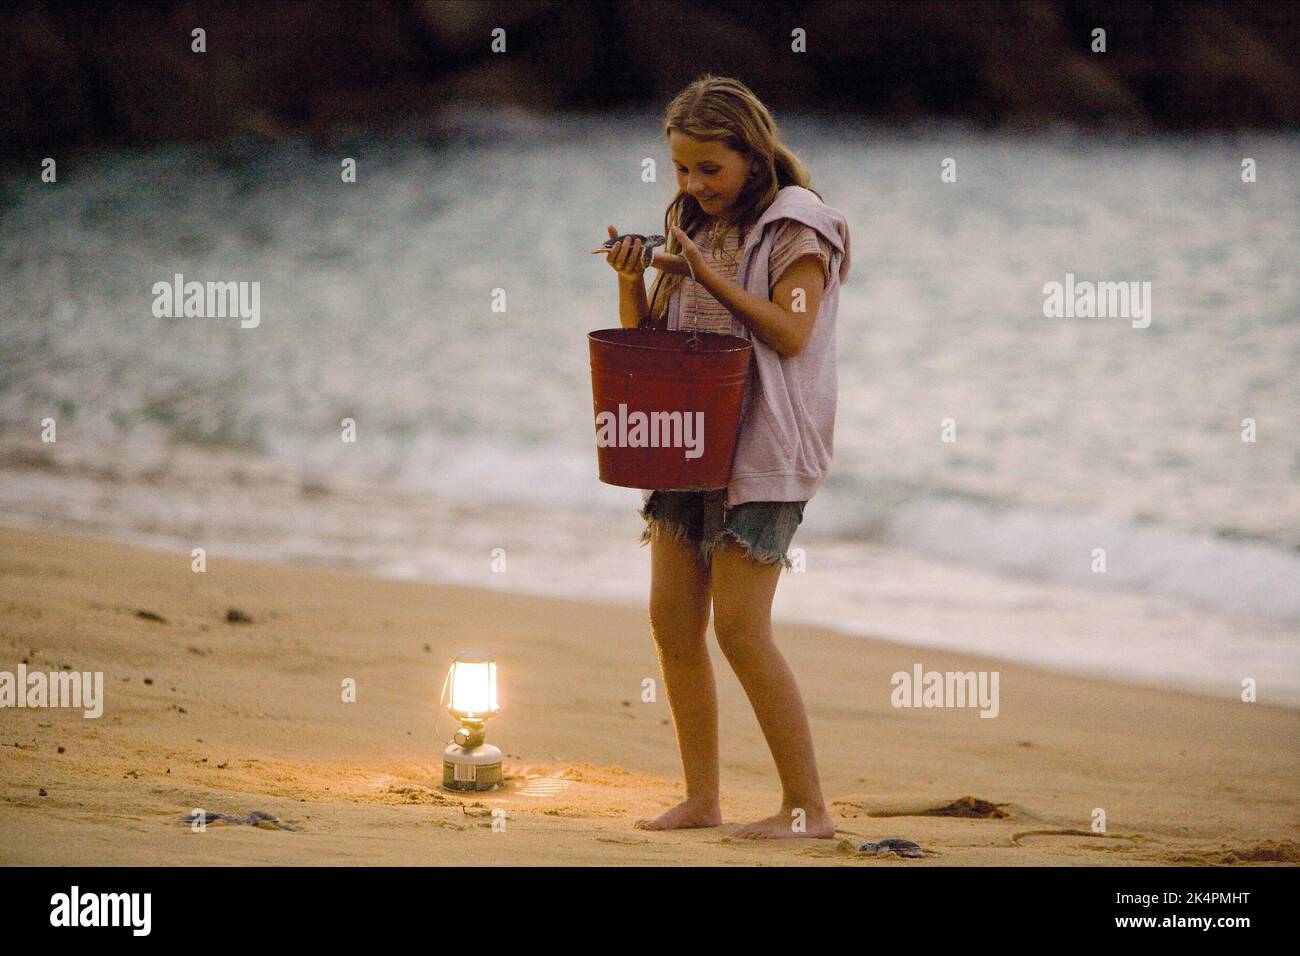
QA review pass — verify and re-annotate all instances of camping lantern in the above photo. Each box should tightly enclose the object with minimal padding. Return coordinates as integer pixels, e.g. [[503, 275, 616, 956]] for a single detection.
[[441, 653, 502, 792]]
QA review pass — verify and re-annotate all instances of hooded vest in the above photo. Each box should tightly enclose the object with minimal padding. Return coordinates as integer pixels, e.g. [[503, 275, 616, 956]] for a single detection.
[[639, 185, 851, 508]]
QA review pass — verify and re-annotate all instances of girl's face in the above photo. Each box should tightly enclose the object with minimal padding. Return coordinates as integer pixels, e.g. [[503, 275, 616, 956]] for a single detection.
[[669, 129, 759, 219]]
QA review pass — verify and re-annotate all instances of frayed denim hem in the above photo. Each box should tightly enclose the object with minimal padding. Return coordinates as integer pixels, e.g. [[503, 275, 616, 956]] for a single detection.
[[700, 528, 795, 571], [638, 497, 798, 571], [638, 514, 696, 550]]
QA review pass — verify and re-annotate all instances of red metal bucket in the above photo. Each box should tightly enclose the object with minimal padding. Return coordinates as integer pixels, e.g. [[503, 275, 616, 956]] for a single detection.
[[588, 327, 752, 490]]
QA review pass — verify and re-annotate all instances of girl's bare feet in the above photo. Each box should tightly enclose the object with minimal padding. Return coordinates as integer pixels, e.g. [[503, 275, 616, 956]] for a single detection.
[[634, 799, 722, 830], [734, 805, 836, 839]]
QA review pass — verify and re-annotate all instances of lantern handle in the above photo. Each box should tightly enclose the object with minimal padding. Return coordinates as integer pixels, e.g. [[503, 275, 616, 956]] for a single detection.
[[433, 663, 454, 745]]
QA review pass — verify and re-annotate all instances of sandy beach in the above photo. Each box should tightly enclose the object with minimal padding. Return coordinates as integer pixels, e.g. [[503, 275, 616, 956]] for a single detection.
[[0, 523, 1296, 866]]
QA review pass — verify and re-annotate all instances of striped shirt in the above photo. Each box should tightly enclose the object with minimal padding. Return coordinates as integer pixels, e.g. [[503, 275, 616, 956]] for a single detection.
[[680, 218, 833, 337]]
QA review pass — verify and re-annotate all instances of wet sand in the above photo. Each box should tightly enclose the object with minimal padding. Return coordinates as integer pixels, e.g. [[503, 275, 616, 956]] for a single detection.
[[1, 524, 1296, 866]]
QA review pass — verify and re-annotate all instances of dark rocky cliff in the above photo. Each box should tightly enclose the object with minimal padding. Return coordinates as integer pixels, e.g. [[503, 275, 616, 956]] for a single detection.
[[4, 0, 1297, 151]]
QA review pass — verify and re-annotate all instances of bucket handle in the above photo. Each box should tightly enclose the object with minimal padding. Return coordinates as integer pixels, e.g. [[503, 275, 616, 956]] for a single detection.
[[682, 240, 701, 351], [639, 228, 702, 350]]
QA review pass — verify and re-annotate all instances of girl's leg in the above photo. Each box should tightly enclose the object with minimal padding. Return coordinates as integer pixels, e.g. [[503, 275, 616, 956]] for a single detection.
[[634, 522, 722, 830], [709, 539, 835, 839]]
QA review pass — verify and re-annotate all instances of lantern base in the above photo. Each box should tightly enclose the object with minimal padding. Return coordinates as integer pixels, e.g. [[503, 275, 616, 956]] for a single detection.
[[442, 742, 503, 792]]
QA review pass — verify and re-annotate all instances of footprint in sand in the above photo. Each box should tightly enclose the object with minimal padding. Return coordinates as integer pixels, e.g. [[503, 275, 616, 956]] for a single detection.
[[1160, 840, 1300, 865], [1010, 828, 1139, 848], [834, 794, 1016, 819]]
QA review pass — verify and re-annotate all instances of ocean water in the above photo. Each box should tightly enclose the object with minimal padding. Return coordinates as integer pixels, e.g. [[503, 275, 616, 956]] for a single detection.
[[2, 107, 1298, 703]]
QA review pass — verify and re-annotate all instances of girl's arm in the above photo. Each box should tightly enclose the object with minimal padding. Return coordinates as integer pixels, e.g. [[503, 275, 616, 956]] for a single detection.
[[617, 274, 650, 329], [768, 256, 827, 354]]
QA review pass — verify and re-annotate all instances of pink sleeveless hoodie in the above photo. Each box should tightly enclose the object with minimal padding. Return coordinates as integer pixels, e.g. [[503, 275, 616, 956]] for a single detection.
[[639, 185, 852, 508]]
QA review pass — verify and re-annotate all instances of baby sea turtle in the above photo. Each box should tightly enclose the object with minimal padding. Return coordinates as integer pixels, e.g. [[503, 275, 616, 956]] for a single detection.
[[857, 837, 924, 858], [593, 233, 665, 269]]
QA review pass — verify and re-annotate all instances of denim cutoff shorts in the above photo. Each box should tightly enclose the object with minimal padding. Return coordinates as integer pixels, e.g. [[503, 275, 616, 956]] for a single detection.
[[638, 489, 806, 570]]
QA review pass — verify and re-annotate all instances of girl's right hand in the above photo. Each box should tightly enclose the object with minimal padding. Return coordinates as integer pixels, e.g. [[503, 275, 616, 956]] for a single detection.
[[605, 224, 646, 281]]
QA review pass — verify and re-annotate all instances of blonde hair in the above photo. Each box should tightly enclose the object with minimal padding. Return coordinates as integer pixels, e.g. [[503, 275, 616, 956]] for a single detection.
[[648, 74, 821, 326]]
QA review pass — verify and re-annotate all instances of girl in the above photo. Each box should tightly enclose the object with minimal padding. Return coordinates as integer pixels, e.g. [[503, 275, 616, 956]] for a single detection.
[[604, 75, 851, 839]]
